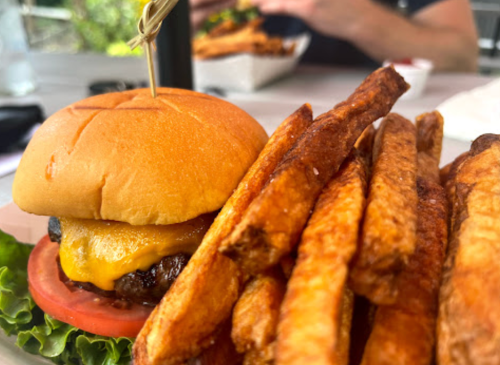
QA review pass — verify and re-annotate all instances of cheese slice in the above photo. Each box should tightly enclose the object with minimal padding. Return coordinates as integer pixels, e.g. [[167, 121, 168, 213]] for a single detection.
[[59, 213, 214, 290]]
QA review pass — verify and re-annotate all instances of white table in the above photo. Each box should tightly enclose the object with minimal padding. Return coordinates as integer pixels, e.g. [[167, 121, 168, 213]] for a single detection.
[[0, 52, 496, 207]]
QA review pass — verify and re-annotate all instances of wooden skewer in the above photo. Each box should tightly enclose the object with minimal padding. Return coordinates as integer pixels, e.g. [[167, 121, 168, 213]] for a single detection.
[[128, 0, 180, 98]]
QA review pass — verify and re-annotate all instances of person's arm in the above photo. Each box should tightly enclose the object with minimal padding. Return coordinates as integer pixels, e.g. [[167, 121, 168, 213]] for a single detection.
[[252, 0, 478, 72], [190, 0, 237, 31]]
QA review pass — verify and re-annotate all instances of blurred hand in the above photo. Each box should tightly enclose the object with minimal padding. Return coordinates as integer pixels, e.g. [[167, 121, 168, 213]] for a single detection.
[[190, 0, 238, 31], [251, 0, 371, 39]]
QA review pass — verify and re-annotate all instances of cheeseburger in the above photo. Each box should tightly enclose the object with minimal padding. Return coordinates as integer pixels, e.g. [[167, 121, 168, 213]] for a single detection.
[[12, 88, 267, 339]]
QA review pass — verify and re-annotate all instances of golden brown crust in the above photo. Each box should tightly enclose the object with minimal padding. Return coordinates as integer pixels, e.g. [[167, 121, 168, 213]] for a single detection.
[[355, 125, 376, 164], [232, 269, 286, 364], [360, 178, 448, 365], [350, 113, 418, 305], [242, 349, 271, 365], [349, 296, 376, 365], [13, 88, 268, 225], [133, 104, 313, 365], [335, 289, 354, 365], [438, 134, 500, 365], [220, 66, 409, 275], [416, 111, 444, 183], [188, 320, 242, 365], [276, 149, 369, 365], [444, 152, 470, 233], [440, 162, 452, 187]]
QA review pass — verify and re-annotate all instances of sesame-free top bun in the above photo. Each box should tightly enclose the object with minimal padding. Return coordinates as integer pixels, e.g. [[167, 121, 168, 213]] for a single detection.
[[13, 88, 268, 225]]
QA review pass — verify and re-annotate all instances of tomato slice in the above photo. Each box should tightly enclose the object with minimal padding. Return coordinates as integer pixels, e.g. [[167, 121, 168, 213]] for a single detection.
[[28, 235, 153, 338]]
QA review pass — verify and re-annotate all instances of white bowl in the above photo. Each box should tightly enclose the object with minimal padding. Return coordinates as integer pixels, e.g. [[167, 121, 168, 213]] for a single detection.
[[383, 59, 433, 100], [194, 34, 311, 92]]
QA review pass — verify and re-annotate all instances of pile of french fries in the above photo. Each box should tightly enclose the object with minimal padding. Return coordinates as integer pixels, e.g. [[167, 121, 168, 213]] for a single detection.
[[134, 66, 500, 365], [193, 18, 295, 60]]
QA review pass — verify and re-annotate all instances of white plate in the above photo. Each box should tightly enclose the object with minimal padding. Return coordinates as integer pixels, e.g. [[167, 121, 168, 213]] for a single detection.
[[0, 203, 50, 365], [0, 331, 53, 365]]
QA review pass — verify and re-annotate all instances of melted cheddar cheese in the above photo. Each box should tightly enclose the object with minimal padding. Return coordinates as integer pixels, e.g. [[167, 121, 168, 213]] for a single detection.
[[59, 214, 214, 290]]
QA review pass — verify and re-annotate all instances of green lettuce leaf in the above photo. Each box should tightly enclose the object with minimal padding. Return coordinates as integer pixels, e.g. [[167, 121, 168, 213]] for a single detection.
[[0, 230, 133, 365]]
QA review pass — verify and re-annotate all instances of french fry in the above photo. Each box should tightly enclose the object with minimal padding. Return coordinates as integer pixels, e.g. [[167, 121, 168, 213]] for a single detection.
[[188, 319, 242, 365], [349, 113, 418, 305], [336, 289, 355, 365], [276, 145, 370, 365], [355, 125, 376, 163], [440, 162, 452, 187], [442, 152, 469, 232], [360, 178, 448, 365], [232, 268, 287, 365], [220, 66, 409, 275], [280, 255, 295, 279], [358, 111, 446, 365], [416, 111, 444, 183], [133, 104, 313, 365], [349, 296, 376, 365], [438, 134, 500, 364]]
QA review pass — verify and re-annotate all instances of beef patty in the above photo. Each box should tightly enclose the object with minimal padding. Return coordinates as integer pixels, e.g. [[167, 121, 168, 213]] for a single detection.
[[50, 217, 191, 306]]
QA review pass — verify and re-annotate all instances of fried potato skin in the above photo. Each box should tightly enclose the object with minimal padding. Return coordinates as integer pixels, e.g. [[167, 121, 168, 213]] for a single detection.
[[443, 152, 469, 232], [133, 105, 313, 365], [221, 67, 409, 275], [276, 150, 369, 365], [438, 134, 500, 365], [336, 289, 355, 365], [360, 178, 448, 365], [416, 111, 444, 183], [188, 320, 242, 365], [440, 162, 452, 187], [350, 113, 418, 305], [355, 125, 376, 165], [349, 296, 376, 365], [232, 269, 286, 364]]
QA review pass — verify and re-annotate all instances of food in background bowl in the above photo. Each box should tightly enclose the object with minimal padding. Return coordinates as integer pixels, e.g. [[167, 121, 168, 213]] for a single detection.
[[193, 17, 295, 60]]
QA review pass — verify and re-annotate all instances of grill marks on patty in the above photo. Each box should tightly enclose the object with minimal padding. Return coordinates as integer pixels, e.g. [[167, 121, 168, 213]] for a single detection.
[[114, 253, 190, 305], [49, 217, 191, 306]]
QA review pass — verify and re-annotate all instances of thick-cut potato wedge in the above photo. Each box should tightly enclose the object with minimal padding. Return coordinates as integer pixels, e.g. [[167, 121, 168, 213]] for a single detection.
[[336, 289, 355, 365], [358, 111, 445, 365], [360, 178, 448, 365], [220, 66, 409, 275], [133, 104, 313, 365], [355, 125, 376, 163], [280, 255, 295, 279], [442, 152, 469, 232], [349, 296, 376, 365], [440, 162, 452, 187], [232, 269, 286, 365], [416, 111, 444, 183], [438, 134, 500, 365], [188, 320, 242, 365], [350, 113, 418, 305], [276, 146, 370, 365]]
